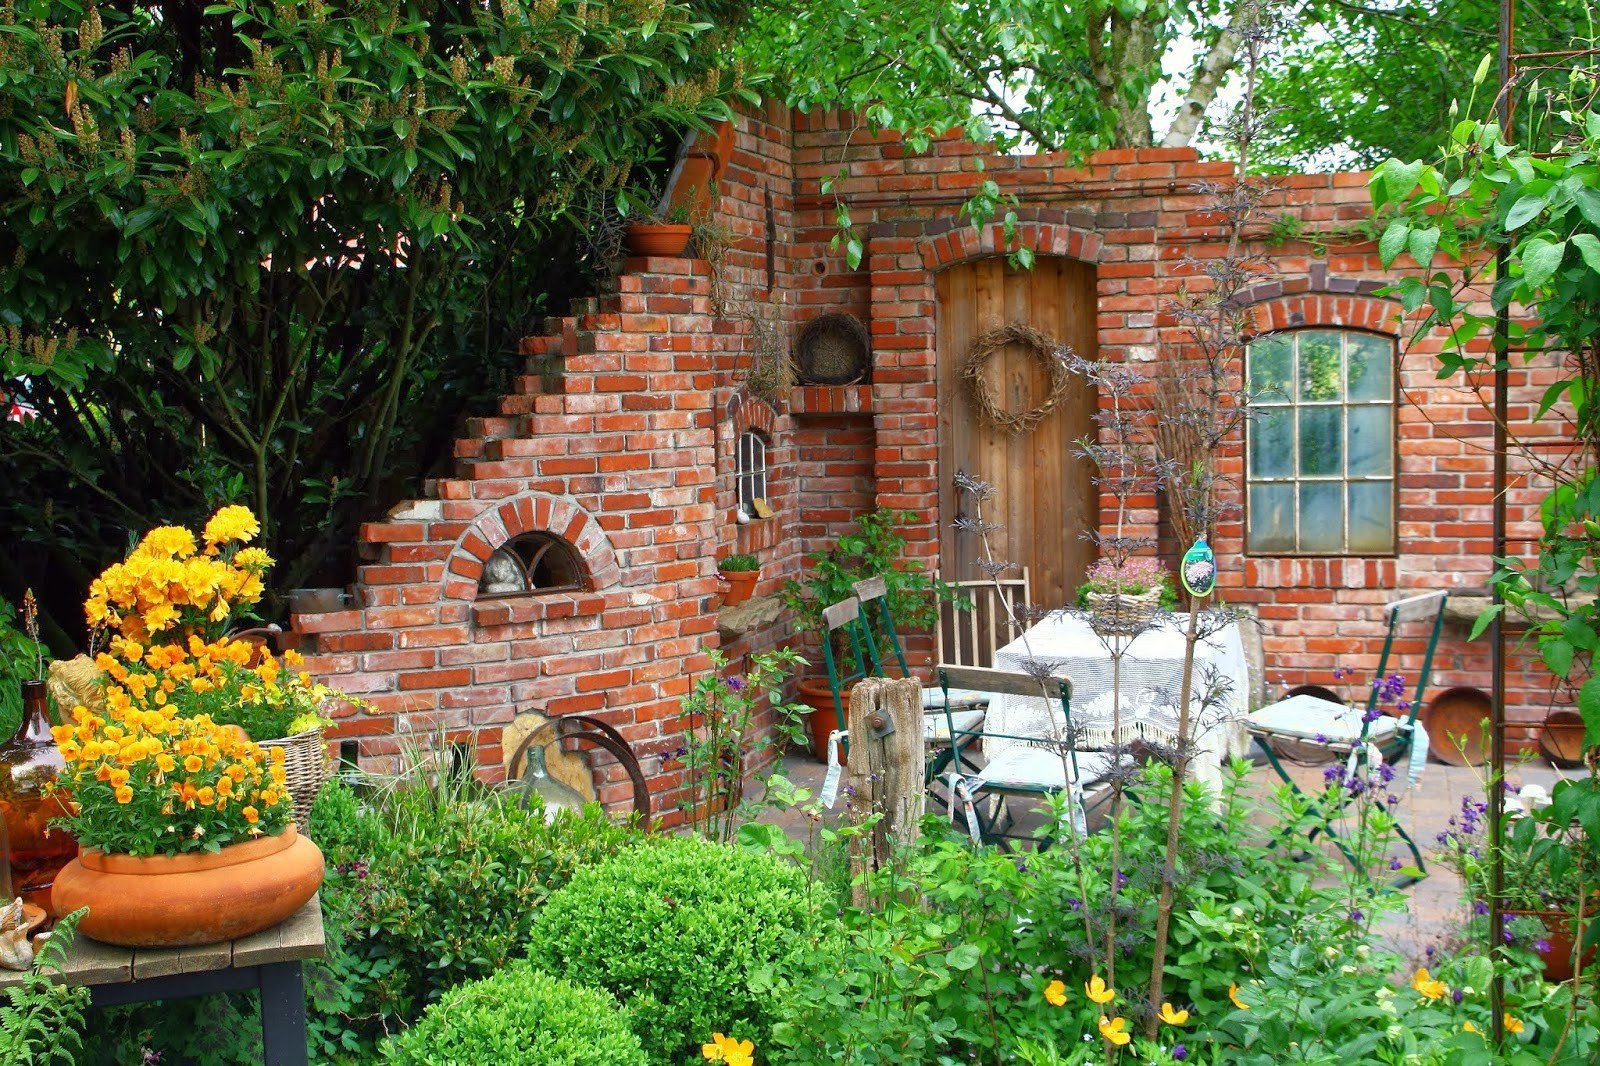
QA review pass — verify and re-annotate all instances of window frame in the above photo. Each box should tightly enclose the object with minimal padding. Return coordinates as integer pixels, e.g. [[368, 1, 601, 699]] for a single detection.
[[1243, 327, 1398, 558], [477, 532, 588, 599], [736, 430, 770, 521]]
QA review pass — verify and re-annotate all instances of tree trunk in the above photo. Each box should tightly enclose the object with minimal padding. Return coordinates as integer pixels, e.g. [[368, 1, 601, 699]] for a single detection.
[[1091, 12, 1158, 147], [1163, 2, 1250, 148]]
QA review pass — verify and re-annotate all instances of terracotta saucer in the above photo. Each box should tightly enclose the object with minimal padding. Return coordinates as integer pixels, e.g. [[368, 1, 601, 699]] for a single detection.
[[1538, 710, 1588, 769], [1422, 687, 1492, 766]]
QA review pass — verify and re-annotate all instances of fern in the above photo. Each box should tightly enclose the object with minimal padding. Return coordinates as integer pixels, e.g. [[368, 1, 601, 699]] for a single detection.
[[0, 908, 90, 1065]]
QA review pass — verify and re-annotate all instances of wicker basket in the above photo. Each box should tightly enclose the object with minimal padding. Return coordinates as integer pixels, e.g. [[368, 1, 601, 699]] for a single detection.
[[796, 312, 871, 385], [1086, 587, 1163, 636], [257, 728, 332, 831]]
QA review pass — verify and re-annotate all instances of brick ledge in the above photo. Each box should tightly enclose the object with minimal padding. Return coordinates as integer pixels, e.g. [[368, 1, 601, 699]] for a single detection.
[[472, 593, 606, 627], [789, 385, 873, 417]]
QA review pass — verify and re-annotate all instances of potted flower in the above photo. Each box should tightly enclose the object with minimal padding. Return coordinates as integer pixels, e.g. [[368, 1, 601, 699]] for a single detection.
[[1076, 556, 1176, 635], [624, 198, 694, 258], [782, 509, 960, 760], [717, 554, 762, 607]]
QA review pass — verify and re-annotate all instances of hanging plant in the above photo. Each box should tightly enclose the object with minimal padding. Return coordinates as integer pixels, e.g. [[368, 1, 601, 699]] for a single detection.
[[960, 323, 1074, 434]]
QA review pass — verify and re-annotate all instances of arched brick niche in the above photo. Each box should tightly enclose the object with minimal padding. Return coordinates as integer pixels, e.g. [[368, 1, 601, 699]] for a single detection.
[[722, 390, 784, 555], [1240, 284, 1400, 338], [913, 213, 1105, 272], [438, 491, 622, 627]]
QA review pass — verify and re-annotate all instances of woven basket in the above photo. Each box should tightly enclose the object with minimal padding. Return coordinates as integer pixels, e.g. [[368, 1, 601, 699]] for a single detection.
[[796, 312, 871, 385], [1087, 587, 1163, 636], [257, 728, 332, 831]]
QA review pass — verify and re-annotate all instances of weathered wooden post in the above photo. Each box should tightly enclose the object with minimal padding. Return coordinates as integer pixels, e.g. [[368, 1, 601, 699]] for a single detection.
[[844, 675, 926, 901]]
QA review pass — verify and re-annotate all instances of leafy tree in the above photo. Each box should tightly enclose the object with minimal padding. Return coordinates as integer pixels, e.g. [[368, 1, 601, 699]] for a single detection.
[[0, 0, 752, 639]]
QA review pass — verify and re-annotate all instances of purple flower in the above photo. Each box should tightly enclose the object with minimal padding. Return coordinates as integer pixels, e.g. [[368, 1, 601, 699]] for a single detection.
[[1389, 858, 1403, 871], [1350, 909, 1364, 923], [1536, 939, 1552, 954], [1313, 733, 1329, 745], [727, 676, 744, 692], [1474, 901, 1489, 916], [1172, 1045, 1188, 1061], [1116, 872, 1129, 889]]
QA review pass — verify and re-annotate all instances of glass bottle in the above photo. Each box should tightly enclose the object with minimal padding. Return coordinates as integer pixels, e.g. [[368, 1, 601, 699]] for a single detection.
[[516, 741, 587, 823], [0, 681, 76, 915]]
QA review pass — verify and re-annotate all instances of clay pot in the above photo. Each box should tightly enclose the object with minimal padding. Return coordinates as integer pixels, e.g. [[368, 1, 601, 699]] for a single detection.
[[1507, 907, 1597, 983], [718, 568, 760, 606], [53, 825, 324, 947], [624, 223, 692, 258], [796, 677, 846, 764]]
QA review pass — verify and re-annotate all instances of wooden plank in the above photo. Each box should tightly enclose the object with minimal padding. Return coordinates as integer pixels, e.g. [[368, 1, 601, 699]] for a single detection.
[[233, 898, 326, 967], [131, 940, 232, 981]]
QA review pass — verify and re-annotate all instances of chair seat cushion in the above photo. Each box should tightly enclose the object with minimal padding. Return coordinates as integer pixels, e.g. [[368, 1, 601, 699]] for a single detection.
[[1247, 694, 1400, 745], [975, 746, 1124, 792], [925, 708, 985, 741]]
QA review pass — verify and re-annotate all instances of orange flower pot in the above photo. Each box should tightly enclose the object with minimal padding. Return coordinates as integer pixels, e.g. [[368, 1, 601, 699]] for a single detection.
[[52, 825, 324, 947], [625, 223, 692, 257], [718, 569, 760, 606]]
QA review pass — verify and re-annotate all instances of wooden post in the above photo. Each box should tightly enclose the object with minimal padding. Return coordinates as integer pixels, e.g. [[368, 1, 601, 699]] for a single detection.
[[844, 676, 926, 901]]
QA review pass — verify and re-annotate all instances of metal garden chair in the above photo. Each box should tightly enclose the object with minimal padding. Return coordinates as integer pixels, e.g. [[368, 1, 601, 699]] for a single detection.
[[1245, 590, 1448, 884], [932, 665, 1125, 851]]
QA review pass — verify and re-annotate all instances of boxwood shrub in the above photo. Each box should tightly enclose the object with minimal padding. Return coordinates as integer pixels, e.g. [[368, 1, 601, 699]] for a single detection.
[[527, 834, 820, 1063], [381, 963, 645, 1065]]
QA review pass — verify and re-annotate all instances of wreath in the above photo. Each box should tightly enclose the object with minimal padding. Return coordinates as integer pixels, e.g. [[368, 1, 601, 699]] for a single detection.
[[960, 323, 1074, 434]]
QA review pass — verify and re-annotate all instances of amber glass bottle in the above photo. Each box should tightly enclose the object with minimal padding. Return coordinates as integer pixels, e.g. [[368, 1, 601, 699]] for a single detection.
[[0, 681, 76, 914]]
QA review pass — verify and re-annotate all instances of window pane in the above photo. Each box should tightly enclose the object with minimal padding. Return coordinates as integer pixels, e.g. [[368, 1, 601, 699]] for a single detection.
[[1299, 406, 1342, 477], [1248, 335, 1293, 401], [1298, 482, 1344, 553], [1248, 483, 1296, 553], [1298, 331, 1343, 402], [1346, 333, 1393, 401], [1348, 481, 1394, 553], [1347, 405, 1393, 476], [1250, 408, 1294, 477]]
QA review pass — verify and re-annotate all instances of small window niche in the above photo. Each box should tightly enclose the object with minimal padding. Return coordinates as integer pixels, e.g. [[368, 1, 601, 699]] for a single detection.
[[736, 430, 774, 523], [479, 532, 586, 597]]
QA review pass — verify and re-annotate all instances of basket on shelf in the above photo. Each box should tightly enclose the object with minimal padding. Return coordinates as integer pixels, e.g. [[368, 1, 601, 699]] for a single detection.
[[796, 312, 871, 385], [257, 728, 332, 831], [1086, 587, 1163, 637]]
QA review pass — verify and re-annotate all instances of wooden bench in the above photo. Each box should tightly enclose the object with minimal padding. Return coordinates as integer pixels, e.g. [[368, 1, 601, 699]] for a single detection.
[[0, 896, 324, 1065]]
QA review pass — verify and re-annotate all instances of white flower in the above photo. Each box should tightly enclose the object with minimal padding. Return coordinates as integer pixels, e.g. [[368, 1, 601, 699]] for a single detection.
[[1231, 906, 1245, 919], [1356, 945, 1370, 959], [1386, 1024, 1404, 1040], [1323, 946, 1340, 960]]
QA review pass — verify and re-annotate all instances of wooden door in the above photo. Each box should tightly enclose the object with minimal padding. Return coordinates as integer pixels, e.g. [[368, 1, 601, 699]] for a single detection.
[[937, 256, 1099, 610]]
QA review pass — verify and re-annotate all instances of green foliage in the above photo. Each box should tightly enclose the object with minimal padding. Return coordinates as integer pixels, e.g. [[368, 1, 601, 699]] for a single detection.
[[717, 553, 761, 572], [0, 909, 90, 1066], [782, 508, 959, 661], [381, 962, 647, 1066], [307, 774, 642, 1062], [0, 595, 44, 738], [527, 833, 820, 1063], [0, 0, 753, 621]]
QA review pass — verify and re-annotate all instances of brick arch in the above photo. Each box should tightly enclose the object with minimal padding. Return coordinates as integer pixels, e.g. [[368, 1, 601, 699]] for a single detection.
[[725, 389, 778, 437], [911, 210, 1105, 271], [443, 491, 621, 602], [1240, 286, 1401, 338]]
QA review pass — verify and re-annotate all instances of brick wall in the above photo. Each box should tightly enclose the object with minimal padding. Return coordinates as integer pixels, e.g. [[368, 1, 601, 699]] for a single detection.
[[295, 104, 1565, 816]]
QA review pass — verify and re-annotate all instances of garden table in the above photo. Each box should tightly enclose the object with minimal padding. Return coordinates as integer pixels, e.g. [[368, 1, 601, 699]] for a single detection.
[[0, 896, 323, 1065], [988, 612, 1252, 796]]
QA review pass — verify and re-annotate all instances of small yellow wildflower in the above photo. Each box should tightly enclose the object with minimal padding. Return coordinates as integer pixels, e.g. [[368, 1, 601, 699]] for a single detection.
[[1229, 984, 1250, 1010], [1085, 974, 1115, 1005], [1097, 1015, 1131, 1047], [1159, 1002, 1190, 1026], [1043, 980, 1067, 1007], [1504, 1014, 1524, 1035], [700, 1034, 753, 1066], [1411, 968, 1447, 1001]]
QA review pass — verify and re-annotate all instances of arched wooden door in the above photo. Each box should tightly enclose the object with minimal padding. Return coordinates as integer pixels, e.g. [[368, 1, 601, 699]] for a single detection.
[[936, 256, 1099, 610]]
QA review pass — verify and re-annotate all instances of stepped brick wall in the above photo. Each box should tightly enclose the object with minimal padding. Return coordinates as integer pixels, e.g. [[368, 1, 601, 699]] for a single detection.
[[293, 103, 1566, 815]]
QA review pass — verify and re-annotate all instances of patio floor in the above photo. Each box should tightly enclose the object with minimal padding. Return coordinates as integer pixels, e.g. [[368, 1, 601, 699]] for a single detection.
[[762, 750, 1569, 967]]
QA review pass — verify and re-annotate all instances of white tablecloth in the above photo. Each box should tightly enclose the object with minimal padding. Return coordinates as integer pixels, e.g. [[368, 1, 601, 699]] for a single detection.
[[988, 611, 1252, 796]]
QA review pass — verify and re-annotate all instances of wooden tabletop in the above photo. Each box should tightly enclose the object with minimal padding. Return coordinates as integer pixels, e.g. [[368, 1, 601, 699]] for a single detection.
[[0, 895, 325, 989]]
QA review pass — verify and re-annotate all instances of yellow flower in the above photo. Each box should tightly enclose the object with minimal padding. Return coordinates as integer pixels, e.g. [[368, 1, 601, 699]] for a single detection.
[[1097, 1016, 1131, 1047], [1463, 1021, 1478, 1034], [1411, 968, 1447, 1001], [114, 785, 134, 804], [1085, 975, 1115, 1005], [1229, 984, 1250, 1010], [203, 505, 260, 546], [183, 755, 203, 774], [242, 806, 259, 824], [1504, 1014, 1524, 1035], [1044, 980, 1067, 1007], [701, 1034, 753, 1066], [1160, 1002, 1190, 1026]]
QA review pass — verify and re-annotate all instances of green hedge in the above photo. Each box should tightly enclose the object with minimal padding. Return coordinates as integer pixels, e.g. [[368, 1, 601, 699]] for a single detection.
[[527, 834, 820, 1063], [381, 963, 645, 1066]]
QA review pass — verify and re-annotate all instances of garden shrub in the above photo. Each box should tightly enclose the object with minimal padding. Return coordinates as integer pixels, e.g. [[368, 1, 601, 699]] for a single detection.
[[306, 775, 641, 1060], [381, 962, 646, 1066], [528, 833, 821, 1063]]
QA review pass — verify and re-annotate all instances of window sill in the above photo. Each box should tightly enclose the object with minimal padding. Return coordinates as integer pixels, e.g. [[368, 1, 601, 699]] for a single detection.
[[472, 593, 606, 627], [736, 519, 781, 554]]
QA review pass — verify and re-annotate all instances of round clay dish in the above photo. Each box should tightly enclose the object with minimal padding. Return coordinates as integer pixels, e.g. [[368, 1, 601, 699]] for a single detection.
[[1423, 687, 1492, 766]]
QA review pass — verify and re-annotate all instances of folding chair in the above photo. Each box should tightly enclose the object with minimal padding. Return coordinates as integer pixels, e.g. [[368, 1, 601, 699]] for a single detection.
[[934, 665, 1126, 851], [849, 576, 987, 786], [1245, 590, 1448, 885]]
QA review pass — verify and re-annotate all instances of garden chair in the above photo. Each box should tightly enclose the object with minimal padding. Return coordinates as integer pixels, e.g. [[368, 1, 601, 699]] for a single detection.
[[1245, 590, 1448, 885], [815, 596, 883, 764], [932, 665, 1126, 851], [933, 568, 1031, 669]]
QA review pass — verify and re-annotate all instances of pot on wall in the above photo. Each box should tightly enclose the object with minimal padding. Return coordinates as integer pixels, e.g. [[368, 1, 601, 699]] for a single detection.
[[625, 222, 692, 258], [718, 568, 761, 606], [53, 824, 324, 948]]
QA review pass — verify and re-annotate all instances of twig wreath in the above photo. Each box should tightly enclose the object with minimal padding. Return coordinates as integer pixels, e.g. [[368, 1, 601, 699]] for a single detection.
[[960, 322, 1074, 434]]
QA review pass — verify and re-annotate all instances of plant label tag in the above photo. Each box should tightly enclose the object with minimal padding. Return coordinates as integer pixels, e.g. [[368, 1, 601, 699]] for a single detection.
[[819, 731, 844, 808], [952, 777, 982, 842]]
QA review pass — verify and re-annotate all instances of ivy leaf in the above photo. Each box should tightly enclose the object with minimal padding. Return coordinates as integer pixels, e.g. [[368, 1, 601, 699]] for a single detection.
[[1520, 237, 1565, 290], [1571, 232, 1600, 274]]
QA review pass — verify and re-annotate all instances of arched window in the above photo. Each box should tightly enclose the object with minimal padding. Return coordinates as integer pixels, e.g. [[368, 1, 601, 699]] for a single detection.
[[1245, 329, 1395, 555], [736, 430, 770, 521], [478, 533, 586, 597]]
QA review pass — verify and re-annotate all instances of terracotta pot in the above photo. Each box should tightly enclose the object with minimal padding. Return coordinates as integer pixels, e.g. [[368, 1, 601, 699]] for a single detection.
[[1507, 907, 1597, 984], [625, 223, 692, 258], [796, 677, 846, 764], [53, 825, 324, 948], [718, 568, 760, 606]]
